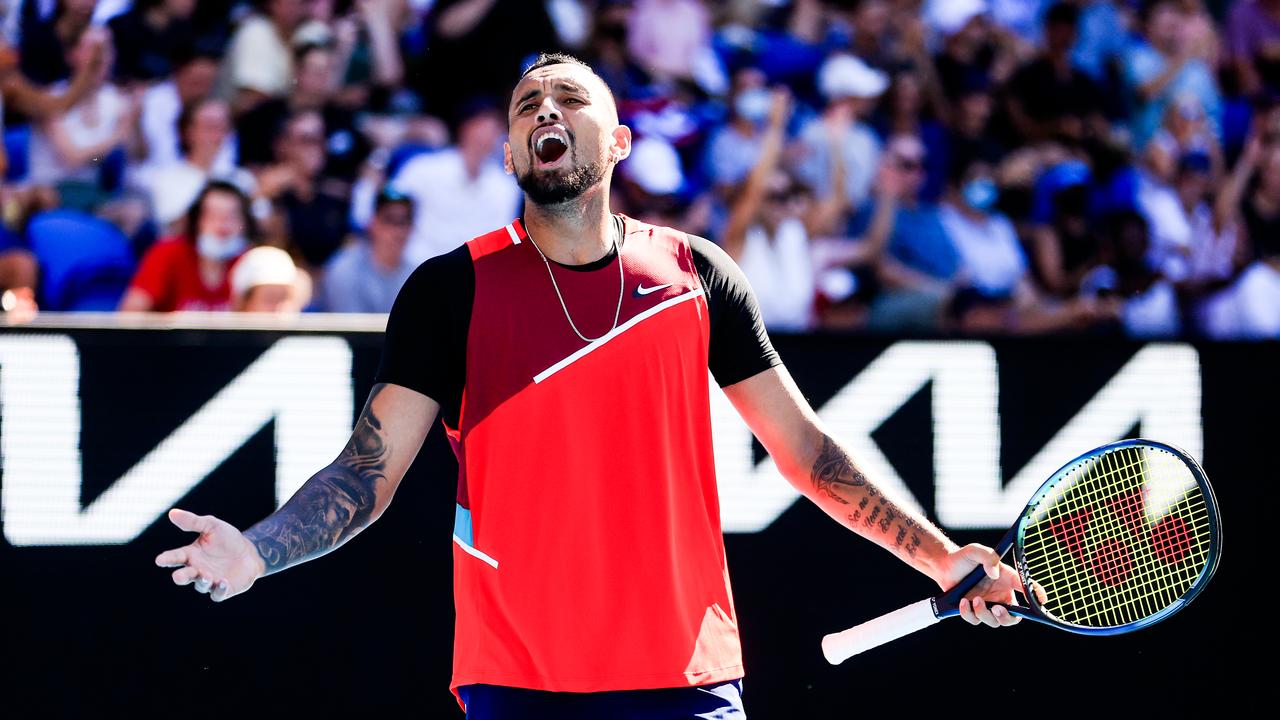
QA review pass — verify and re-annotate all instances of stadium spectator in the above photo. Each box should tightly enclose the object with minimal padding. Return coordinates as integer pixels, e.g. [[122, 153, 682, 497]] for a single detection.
[[220, 0, 308, 114], [106, 0, 196, 83], [792, 53, 887, 209], [705, 66, 770, 190], [866, 134, 956, 329], [1124, 0, 1222, 150], [1004, 3, 1108, 145], [119, 180, 255, 312], [231, 245, 310, 313], [138, 47, 229, 169], [255, 110, 350, 269], [320, 187, 414, 313], [1080, 210, 1182, 338], [1227, 0, 1280, 98], [24, 28, 140, 206], [384, 99, 519, 264], [18, 0, 96, 85], [723, 89, 847, 331], [132, 97, 253, 229]]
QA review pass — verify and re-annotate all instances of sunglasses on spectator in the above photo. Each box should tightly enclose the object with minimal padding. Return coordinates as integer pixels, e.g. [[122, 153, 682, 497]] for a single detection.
[[893, 155, 924, 171]]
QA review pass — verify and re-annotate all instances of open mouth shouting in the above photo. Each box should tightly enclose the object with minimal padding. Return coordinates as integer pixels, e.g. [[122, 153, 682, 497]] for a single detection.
[[531, 123, 572, 170]]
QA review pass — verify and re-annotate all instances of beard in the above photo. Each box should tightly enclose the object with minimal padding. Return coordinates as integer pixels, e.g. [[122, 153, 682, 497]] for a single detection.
[[516, 154, 610, 206]]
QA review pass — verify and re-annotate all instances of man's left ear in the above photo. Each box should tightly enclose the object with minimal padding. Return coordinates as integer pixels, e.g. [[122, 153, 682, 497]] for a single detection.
[[610, 125, 632, 164]]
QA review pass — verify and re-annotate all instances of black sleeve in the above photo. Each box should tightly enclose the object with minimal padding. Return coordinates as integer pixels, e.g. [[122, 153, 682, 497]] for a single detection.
[[373, 244, 473, 427], [688, 234, 783, 387]]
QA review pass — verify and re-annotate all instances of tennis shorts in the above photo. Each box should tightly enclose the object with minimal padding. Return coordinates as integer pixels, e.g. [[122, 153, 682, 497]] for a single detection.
[[458, 679, 746, 719]]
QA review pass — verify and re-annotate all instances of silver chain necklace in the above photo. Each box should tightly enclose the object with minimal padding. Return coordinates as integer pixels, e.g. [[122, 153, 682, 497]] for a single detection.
[[526, 216, 625, 343]]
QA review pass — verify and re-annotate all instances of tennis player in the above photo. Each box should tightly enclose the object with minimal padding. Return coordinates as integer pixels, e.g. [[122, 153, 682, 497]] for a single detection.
[[156, 53, 1031, 719]]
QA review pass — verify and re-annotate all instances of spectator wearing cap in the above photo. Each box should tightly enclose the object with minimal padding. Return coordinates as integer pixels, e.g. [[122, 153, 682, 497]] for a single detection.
[[320, 188, 415, 313], [1123, 0, 1222, 150], [220, 0, 308, 114], [255, 110, 351, 270], [231, 245, 310, 313], [383, 100, 520, 264], [929, 0, 997, 102], [617, 135, 710, 235], [792, 53, 887, 210], [1005, 3, 1108, 145], [131, 97, 255, 229], [120, 180, 256, 312], [106, 0, 196, 83]]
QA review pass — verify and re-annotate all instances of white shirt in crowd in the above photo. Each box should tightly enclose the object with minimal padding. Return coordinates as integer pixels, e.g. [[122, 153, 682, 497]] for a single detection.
[[131, 161, 256, 227], [939, 204, 1028, 297], [1137, 175, 1237, 282], [1197, 261, 1280, 340], [220, 14, 292, 99], [140, 81, 237, 170], [388, 148, 522, 265], [26, 83, 129, 186], [736, 217, 815, 332]]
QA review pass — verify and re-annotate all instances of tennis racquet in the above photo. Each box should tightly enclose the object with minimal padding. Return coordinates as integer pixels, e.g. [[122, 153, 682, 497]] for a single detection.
[[822, 438, 1221, 664]]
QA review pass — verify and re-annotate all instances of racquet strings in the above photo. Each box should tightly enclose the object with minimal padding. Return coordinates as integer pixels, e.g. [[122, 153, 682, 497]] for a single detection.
[[1020, 444, 1213, 628]]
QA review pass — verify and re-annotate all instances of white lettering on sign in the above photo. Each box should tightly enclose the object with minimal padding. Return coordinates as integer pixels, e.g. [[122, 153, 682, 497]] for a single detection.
[[713, 342, 1202, 533], [0, 336, 352, 546]]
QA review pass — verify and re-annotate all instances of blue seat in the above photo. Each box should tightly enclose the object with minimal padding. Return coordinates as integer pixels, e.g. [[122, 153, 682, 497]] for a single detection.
[[27, 210, 136, 311]]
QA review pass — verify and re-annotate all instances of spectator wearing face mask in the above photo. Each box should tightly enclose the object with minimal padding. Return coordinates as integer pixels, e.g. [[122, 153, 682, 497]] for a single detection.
[[792, 53, 888, 210], [723, 89, 849, 331], [231, 245, 310, 314], [320, 187, 415, 313], [119, 180, 255, 311], [705, 66, 771, 191]]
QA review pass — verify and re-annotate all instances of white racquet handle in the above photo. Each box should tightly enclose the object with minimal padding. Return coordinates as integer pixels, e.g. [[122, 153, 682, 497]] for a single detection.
[[822, 598, 941, 664]]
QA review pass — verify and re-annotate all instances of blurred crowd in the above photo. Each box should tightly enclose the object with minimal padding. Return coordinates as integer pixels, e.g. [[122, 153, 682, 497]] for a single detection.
[[0, 0, 1278, 339]]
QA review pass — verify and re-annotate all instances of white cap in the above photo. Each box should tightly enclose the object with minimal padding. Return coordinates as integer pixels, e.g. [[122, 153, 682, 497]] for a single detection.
[[926, 0, 989, 37], [624, 136, 685, 196], [231, 246, 298, 300], [818, 54, 889, 100]]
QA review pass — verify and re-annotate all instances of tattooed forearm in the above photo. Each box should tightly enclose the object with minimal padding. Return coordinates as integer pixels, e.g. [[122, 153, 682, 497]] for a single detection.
[[811, 435, 867, 504], [814, 433, 929, 562], [244, 385, 391, 574]]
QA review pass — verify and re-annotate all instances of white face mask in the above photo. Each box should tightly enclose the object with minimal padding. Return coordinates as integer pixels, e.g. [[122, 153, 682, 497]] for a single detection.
[[196, 233, 248, 261]]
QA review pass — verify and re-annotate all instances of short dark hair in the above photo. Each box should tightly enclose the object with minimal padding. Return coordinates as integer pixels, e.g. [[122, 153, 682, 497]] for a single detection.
[[185, 181, 258, 243], [518, 52, 617, 109], [1045, 2, 1080, 28], [521, 52, 595, 78]]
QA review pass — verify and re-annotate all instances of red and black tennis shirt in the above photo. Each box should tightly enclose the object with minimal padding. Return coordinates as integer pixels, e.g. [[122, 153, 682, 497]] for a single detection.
[[375, 214, 780, 704]]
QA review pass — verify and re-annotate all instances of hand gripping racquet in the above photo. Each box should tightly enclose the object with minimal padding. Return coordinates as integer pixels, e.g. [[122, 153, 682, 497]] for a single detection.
[[822, 439, 1222, 664]]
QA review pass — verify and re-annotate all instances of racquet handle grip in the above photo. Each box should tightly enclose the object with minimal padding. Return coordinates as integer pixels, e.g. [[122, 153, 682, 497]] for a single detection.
[[822, 598, 940, 664]]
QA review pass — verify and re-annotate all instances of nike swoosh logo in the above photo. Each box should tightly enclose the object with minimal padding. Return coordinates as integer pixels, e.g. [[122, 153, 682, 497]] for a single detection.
[[634, 283, 674, 297]]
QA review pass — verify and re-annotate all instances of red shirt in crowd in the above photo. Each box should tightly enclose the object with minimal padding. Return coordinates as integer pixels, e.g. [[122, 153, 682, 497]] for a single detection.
[[128, 237, 239, 311]]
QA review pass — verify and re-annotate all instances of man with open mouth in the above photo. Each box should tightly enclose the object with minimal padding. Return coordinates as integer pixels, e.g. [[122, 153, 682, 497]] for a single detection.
[[156, 52, 1030, 720]]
